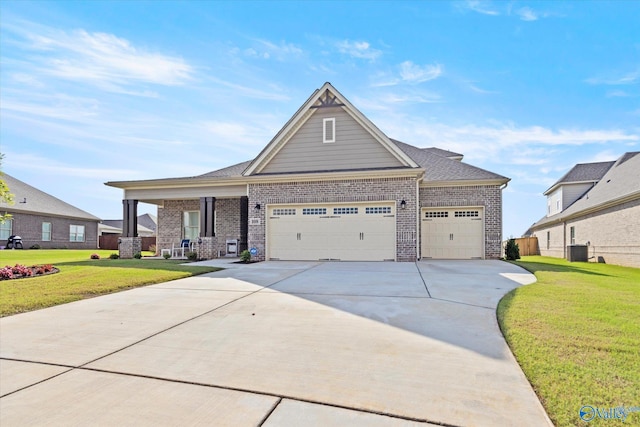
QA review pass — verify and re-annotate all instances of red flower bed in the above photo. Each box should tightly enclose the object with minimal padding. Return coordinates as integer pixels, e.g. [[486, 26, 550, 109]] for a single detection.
[[0, 264, 58, 280]]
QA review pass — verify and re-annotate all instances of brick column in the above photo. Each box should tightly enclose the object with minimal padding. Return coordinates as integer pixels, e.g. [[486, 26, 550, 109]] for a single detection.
[[119, 237, 142, 259]]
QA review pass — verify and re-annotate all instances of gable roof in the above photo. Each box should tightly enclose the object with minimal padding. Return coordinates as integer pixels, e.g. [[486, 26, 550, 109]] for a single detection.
[[531, 152, 640, 229], [102, 213, 157, 233], [242, 82, 419, 175], [544, 161, 615, 195], [1, 174, 100, 221], [421, 147, 464, 160], [393, 140, 508, 183]]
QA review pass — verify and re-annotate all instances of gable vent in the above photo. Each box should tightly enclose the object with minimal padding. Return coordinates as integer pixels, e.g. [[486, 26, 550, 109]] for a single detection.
[[323, 118, 335, 143]]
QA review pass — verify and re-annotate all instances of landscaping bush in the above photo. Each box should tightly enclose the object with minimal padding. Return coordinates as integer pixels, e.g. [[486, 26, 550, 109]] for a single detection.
[[30, 244, 41, 250], [0, 266, 13, 279], [133, 252, 142, 259], [90, 253, 100, 260], [187, 251, 198, 261], [240, 249, 251, 263], [163, 252, 171, 259], [505, 238, 520, 260], [148, 244, 157, 254], [109, 253, 120, 260]]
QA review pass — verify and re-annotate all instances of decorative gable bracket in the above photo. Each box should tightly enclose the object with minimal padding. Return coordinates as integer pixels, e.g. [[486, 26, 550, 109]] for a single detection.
[[310, 89, 345, 109]]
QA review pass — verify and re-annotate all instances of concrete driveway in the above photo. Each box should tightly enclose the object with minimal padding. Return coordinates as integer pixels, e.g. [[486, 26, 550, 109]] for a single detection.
[[0, 260, 552, 426]]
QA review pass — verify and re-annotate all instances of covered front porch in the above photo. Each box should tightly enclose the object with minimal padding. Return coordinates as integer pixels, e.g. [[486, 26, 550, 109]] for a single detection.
[[113, 180, 250, 260]]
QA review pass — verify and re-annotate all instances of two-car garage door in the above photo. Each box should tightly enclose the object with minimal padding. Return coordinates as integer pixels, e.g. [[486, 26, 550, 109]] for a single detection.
[[421, 208, 484, 259], [267, 202, 396, 261]]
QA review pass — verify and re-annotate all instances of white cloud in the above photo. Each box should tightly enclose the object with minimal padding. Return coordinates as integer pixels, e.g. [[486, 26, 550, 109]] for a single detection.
[[399, 61, 443, 83], [460, 0, 499, 16], [585, 68, 640, 85], [372, 62, 444, 87], [516, 7, 539, 21], [335, 40, 382, 60], [4, 21, 194, 94], [606, 90, 631, 98]]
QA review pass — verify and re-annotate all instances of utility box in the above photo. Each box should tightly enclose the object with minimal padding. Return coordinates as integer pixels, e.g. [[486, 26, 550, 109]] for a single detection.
[[567, 245, 588, 262]]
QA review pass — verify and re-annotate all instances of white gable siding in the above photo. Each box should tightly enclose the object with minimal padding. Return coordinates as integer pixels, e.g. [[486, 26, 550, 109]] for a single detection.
[[562, 183, 593, 210], [547, 187, 563, 217], [260, 107, 404, 174]]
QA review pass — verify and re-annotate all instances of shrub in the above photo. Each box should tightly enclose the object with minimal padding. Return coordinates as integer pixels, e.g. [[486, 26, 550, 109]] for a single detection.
[[133, 252, 142, 259], [30, 244, 41, 250], [187, 251, 198, 261], [43, 264, 54, 272], [240, 250, 251, 263], [90, 253, 100, 260], [148, 244, 157, 254], [163, 252, 172, 259], [109, 253, 120, 260], [0, 266, 13, 279], [505, 239, 521, 261]]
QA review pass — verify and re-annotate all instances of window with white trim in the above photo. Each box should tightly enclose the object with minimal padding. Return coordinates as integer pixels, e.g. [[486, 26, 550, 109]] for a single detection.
[[42, 222, 51, 241], [183, 211, 200, 241], [302, 208, 327, 215], [333, 207, 358, 215], [70, 225, 85, 242], [425, 211, 449, 218], [366, 207, 392, 214], [273, 208, 296, 216], [323, 118, 335, 143], [0, 219, 12, 240], [454, 210, 479, 217]]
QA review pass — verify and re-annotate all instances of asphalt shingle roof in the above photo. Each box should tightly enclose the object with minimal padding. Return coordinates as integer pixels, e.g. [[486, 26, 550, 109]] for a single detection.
[[393, 140, 508, 182], [1, 174, 100, 221], [546, 161, 615, 193], [531, 152, 640, 229]]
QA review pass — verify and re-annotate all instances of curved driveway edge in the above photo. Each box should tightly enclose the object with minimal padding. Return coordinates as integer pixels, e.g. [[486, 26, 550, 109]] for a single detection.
[[1, 260, 552, 426]]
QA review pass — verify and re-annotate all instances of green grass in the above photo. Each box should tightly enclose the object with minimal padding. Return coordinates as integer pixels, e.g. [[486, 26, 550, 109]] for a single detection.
[[498, 256, 640, 426], [0, 250, 220, 317]]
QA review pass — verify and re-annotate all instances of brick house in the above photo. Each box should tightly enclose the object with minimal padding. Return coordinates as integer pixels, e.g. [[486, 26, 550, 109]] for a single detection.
[[0, 174, 100, 249], [106, 83, 509, 261], [528, 152, 640, 268]]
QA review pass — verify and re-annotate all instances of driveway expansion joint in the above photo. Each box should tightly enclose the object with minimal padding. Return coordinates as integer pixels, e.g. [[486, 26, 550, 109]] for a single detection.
[[414, 262, 433, 297], [257, 397, 282, 426]]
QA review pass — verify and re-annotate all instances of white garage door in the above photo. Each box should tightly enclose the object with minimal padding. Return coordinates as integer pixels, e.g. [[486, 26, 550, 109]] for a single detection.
[[267, 203, 396, 261], [421, 208, 484, 259]]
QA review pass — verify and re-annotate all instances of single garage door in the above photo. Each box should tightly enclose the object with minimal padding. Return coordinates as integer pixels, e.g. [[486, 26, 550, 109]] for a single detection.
[[421, 208, 484, 259], [267, 202, 396, 261]]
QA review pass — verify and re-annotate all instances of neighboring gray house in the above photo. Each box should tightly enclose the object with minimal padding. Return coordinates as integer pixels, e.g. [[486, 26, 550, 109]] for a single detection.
[[99, 214, 157, 237], [0, 174, 100, 249], [106, 83, 509, 261], [528, 152, 640, 268]]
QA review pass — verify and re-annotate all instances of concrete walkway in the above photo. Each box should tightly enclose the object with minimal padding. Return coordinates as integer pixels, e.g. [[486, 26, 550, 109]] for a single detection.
[[0, 260, 552, 426]]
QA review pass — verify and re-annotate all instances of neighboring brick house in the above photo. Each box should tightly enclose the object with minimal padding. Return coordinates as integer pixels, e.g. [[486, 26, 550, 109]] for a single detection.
[[106, 83, 509, 261], [0, 174, 100, 250], [528, 152, 640, 268]]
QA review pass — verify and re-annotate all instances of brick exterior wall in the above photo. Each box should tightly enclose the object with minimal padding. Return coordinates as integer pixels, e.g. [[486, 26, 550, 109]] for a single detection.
[[534, 198, 640, 268], [534, 222, 566, 258], [248, 177, 418, 261], [1, 212, 98, 249], [157, 198, 243, 258], [119, 237, 142, 259], [419, 185, 503, 259]]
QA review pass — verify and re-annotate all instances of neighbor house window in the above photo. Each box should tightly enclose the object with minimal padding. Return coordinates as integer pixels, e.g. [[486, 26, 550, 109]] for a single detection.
[[42, 222, 52, 241], [570, 226, 575, 245], [323, 118, 335, 143], [0, 219, 12, 241], [70, 225, 85, 242], [546, 231, 550, 250], [183, 211, 200, 241]]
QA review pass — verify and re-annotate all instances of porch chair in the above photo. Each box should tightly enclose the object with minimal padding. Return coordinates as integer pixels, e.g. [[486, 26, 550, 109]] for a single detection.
[[171, 239, 190, 258]]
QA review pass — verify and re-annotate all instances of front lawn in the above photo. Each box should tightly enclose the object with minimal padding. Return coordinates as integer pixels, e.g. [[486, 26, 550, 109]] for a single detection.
[[498, 256, 640, 426], [0, 250, 220, 316]]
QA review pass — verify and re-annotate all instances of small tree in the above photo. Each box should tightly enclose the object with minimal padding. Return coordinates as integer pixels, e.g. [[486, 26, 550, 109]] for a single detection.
[[505, 238, 521, 260], [0, 153, 14, 224]]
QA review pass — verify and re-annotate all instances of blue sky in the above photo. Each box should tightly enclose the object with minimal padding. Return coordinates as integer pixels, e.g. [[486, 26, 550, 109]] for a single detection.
[[1, 0, 638, 238]]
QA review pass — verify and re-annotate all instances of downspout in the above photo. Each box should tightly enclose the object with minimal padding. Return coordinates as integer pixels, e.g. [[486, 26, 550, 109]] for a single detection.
[[416, 177, 421, 261]]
